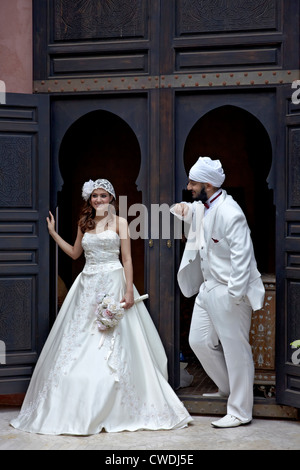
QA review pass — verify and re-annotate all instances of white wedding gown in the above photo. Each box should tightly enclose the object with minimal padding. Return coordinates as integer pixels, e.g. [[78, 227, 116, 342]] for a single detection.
[[11, 231, 192, 435]]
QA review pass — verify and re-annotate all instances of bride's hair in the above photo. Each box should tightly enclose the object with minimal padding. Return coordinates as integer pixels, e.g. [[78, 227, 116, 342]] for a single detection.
[[78, 200, 96, 233], [78, 198, 117, 233]]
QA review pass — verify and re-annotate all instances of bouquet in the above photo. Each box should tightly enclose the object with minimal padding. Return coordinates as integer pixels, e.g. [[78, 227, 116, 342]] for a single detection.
[[94, 293, 149, 348], [95, 293, 124, 331]]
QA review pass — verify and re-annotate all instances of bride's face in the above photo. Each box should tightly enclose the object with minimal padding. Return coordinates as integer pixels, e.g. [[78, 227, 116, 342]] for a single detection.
[[90, 189, 113, 215]]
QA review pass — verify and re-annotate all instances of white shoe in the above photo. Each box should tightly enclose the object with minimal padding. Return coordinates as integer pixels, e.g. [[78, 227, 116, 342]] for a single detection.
[[211, 414, 251, 428], [202, 391, 228, 398]]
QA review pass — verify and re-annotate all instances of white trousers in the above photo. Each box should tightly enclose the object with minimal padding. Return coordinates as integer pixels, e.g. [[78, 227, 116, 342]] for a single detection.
[[189, 283, 254, 422]]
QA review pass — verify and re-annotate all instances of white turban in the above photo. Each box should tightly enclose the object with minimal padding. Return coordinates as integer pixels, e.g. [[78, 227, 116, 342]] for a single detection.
[[189, 157, 225, 187]]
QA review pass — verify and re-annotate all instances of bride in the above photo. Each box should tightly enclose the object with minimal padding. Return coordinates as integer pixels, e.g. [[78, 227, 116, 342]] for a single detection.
[[10, 178, 192, 435]]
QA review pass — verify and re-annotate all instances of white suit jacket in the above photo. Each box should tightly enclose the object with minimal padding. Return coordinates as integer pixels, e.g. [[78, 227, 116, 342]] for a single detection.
[[172, 191, 265, 312]]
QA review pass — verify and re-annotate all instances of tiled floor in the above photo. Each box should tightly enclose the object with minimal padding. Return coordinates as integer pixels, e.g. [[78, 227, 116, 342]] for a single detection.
[[0, 406, 299, 450]]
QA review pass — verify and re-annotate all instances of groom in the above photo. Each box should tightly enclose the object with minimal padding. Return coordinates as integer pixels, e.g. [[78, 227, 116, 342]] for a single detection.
[[172, 157, 265, 428]]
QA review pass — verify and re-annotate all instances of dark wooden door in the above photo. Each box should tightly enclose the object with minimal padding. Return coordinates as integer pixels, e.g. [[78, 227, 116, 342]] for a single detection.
[[276, 85, 300, 409], [0, 93, 50, 395]]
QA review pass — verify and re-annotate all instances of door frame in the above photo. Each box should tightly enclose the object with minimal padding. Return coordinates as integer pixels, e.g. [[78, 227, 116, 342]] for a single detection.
[[0, 92, 50, 395], [49, 90, 165, 335], [172, 87, 277, 389], [275, 84, 300, 409]]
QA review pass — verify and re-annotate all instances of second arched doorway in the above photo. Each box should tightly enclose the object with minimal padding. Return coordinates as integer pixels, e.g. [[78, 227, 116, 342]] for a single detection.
[[183, 104, 274, 273], [177, 104, 276, 400]]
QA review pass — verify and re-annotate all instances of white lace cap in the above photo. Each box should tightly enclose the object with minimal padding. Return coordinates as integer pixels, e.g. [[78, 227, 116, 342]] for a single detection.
[[82, 179, 116, 201]]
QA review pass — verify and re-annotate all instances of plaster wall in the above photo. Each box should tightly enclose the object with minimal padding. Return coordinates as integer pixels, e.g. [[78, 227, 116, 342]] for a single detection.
[[0, 0, 32, 94]]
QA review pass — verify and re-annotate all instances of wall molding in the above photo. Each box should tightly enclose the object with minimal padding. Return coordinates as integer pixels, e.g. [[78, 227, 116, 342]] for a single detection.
[[34, 69, 300, 94]]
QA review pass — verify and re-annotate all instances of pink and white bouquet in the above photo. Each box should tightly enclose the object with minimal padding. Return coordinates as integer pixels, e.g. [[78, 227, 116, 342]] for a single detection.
[[93, 293, 149, 348], [95, 293, 124, 331]]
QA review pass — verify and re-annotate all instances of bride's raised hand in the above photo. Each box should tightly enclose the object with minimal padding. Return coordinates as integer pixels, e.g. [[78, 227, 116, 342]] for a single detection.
[[46, 211, 56, 234]]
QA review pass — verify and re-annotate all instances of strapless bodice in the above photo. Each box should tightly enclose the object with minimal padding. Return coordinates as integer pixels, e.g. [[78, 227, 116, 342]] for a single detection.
[[82, 230, 122, 274]]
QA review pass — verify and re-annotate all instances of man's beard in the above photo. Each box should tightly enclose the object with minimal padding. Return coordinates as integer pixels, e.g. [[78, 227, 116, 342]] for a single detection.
[[193, 187, 208, 203]]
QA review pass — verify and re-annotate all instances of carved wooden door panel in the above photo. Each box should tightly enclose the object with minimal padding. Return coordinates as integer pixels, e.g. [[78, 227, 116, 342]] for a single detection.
[[0, 93, 50, 395], [276, 85, 300, 409]]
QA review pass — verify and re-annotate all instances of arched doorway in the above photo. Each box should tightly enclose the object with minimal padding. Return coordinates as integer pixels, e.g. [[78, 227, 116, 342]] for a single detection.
[[184, 105, 274, 273], [178, 105, 275, 397], [55, 110, 144, 311]]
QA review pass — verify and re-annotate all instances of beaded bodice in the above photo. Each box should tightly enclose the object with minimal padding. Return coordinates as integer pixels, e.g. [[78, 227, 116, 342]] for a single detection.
[[82, 230, 122, 274]]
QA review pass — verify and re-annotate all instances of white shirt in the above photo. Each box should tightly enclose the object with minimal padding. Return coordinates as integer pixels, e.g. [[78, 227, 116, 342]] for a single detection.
[[204, 189, 223, 216]]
